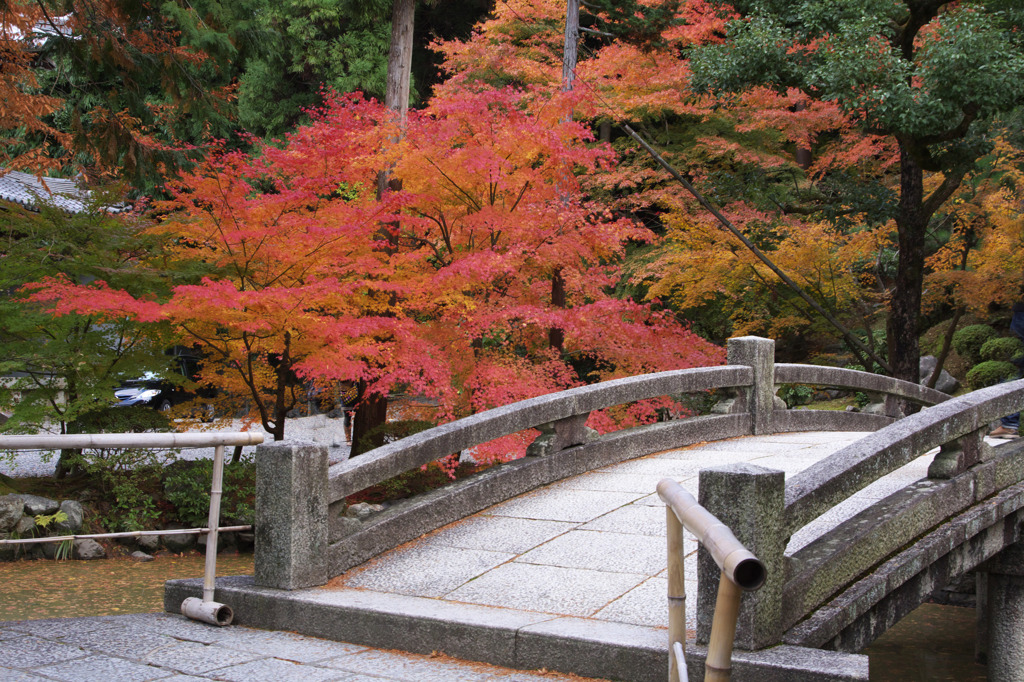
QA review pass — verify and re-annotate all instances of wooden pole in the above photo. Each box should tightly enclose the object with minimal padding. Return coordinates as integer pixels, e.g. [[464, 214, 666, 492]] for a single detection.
[[619, 122, 892, 375], [705, 572, 743, 682], [667, 506, 687, 681], [203, 444, 226, 603]]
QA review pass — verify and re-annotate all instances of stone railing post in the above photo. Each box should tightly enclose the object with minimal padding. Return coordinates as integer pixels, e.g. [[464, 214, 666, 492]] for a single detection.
[[728, 336, 776, 435], [525, 412, 596, 457], [979, 541, 1024, 681], [928, 427, 989, 479], [254, 440, 329, 590], [696, 463, 786, 651]]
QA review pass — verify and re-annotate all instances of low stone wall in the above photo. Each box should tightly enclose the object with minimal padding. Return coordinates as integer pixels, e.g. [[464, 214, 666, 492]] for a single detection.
[[0, 493, 102, 561]]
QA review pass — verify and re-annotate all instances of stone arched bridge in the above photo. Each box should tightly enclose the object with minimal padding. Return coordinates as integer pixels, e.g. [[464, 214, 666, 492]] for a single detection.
[[167, 336, 1024, 681]]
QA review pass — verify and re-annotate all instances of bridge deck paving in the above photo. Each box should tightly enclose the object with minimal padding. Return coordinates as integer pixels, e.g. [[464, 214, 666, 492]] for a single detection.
[[8, 430, 1000, 680], [330, 431, 919, 633]]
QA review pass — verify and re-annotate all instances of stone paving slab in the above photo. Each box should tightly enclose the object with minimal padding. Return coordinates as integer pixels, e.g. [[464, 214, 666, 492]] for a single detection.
[[444, 562, 647, 615], [485, 489, 644, 523], [343, 545, 514, 597], [415, 516, 575, 554], [516, 530, 666, 575], [0, 613, 603, 682]]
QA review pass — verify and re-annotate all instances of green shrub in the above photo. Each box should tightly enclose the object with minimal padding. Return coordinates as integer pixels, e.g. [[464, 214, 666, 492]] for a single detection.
[[104, 470, 161, 531], [953, 324, 998, 365], [966, 360, 1018, 390], [162, 453, 256, 527], [980, 336, 1024, 363], [777, 384, 814, 408]]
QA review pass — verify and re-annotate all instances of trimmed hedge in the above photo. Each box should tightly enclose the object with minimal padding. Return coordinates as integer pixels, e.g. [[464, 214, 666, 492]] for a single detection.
[[966, 360, 1018, 390], [953, 324, 998, 365]]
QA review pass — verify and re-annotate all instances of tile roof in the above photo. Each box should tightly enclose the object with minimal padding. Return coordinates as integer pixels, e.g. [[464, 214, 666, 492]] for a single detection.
[[0, 170, 120, 213]]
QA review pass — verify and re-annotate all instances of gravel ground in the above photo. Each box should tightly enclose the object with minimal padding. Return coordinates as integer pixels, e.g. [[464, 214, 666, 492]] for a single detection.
[[0, 413, 354, 478]]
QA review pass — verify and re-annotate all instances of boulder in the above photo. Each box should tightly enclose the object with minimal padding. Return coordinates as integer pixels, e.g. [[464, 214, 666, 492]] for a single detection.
[[72, 538, 106, 560], [0, 496, 23, 531], [54, 500, 84, 533], [14, 494, 59, 516], [130, 550, 154, 562], [137, 534, 160, 553], [236, 531, 255, 551], [14, 515, 35, 536], [161, 524, 196, 553], [345, 502, 384, 520], [197, 531, 236, 554], [41, 538, 73, 560], [0, 533, 18, 561], [920, 356, 961, 395]]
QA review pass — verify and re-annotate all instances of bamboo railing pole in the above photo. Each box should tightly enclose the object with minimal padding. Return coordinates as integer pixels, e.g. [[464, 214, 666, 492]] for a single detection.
[[667, 506, 687, 682], [705, 571, 743, 682], [0, 525, 252, 545], [0, 432, 263, 451], [203, 444, 226, 603]]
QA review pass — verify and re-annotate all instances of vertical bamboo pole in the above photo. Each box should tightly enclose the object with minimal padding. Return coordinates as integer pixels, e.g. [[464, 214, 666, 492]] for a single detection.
[[667, 507, 687, 681], [203, 444, 225, 603], [705, 571, 743, 682]]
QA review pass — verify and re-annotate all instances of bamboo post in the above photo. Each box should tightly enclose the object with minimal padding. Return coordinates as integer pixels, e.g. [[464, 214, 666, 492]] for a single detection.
[[705, 572, 743, 682], [203, 444, 225, 603], [667, 506, 687, 682], [658, 479, 767, 682]]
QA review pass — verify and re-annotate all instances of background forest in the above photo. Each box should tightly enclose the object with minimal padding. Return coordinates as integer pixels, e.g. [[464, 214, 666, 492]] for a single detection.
[[2, 0, 1024, 469]]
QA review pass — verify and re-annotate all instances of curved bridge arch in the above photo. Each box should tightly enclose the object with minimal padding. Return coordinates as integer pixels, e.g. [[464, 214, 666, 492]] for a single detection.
[[167, 336, 1024, 680]]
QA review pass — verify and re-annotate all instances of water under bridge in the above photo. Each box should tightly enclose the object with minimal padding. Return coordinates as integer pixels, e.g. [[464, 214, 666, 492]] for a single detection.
[[165, 336, 1024, 681]]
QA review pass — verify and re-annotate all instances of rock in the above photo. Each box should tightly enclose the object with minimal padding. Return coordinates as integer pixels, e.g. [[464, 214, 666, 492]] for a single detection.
[[14, 515, 35, 536], [920, 356, 961, 395], [72, 538, 106, 560], [197, 531, 236, 554], [236, 531, 255, 550], [54, 500, 84, 533], [845, 405, 860, 412], [13, 494, 60, 516], [137, 534, 160, 553], [130, 550, 154, 562], [0, 533, 15, 561], [345, 502, 383, 520], [40, 536, 75, 560], [862, 402, 887, 415], [0, 496, 23, 531], [161, 524, 196, 553], [326, 407, 344, 419]]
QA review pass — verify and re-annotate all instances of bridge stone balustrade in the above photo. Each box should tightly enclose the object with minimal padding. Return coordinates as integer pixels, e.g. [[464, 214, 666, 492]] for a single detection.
[[215, 335, 1024, 681], [252, 336, 953, 587]]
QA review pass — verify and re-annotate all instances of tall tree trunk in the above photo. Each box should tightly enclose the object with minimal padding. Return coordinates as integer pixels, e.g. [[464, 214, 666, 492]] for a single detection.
[[562, 0, 579, 91], [377, 0, 415, 197], [350, 381, 389, 455], [270, 331, 291, 441], [887, 142, 927, 405], [354, 0, 415, 454], [549, 267, 566, 352]]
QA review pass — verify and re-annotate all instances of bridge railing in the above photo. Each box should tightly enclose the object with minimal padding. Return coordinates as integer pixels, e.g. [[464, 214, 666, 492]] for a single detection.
[[255, 336, 956, 589], [775, 379, 1024, 651]]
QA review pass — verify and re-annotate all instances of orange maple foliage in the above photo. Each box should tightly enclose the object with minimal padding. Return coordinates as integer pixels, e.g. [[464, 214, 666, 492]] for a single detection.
[[29, 86, 724, 452], [924, 136, 1024, 316]]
